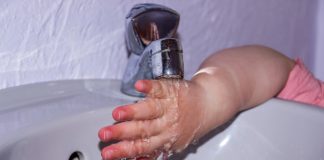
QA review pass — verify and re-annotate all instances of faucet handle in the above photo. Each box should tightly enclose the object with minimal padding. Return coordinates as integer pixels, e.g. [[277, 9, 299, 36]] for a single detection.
[[126, 3, 180, 55], [121, 4, 183, 97], [147, 38, 184, 79]]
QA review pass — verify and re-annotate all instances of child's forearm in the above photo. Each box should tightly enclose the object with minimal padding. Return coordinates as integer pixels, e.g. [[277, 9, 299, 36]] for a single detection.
[[191, 45, 295, 135]]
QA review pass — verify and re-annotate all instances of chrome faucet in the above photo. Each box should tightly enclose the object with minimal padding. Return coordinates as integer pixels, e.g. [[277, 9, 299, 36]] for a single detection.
[[121, 3, 184, 97]]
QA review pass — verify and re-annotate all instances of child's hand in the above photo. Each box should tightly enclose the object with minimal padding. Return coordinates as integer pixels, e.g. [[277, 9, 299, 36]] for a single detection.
[[97, 45, 296, 159], [98, 79, 208, 159]]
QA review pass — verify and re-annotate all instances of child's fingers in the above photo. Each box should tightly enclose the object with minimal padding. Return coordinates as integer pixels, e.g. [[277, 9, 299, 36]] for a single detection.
[[135, 80, 166, 98], [98, 119, 164, 142], [112, 99, 165, 121], [101, 135, 168, 160]]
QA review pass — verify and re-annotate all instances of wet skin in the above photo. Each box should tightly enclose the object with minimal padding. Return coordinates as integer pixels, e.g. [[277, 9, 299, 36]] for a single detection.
[[98, 45, 295, 159], [98, 79, 208, 159]]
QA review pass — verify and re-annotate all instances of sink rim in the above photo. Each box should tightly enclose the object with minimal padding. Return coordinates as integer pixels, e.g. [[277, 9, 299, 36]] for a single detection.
[[0, 79, 136, 113], [0, 79, 138, 139]]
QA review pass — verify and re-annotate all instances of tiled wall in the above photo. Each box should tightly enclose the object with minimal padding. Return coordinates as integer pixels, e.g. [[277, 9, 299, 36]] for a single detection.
[[0, 0, 318, 89]]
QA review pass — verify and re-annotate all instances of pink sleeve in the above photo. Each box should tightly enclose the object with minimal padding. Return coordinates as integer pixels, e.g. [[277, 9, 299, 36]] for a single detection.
[[277, 59, 324, 108]]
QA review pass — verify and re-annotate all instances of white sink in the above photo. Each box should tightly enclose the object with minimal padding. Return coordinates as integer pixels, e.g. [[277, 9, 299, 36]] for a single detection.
[[0, 79, 324, 160]]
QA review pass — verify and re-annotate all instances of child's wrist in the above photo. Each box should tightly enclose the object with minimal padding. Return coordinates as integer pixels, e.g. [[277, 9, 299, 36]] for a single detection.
[[190, 68, 242, 137]]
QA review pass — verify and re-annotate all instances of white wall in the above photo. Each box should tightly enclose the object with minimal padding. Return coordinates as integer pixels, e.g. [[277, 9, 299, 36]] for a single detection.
[[315, 0, 324, 80], [0, 0, 318, 89]]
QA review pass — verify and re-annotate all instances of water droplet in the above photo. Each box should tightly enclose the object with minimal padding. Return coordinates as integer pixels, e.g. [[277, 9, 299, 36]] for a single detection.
[[162, 150, 173, 160], [163, 143, 172, 150], [184, 81, 189, 89], [175, 149, 183, 153], [191, 139, 199, 145], [142, 138, 150, 143]]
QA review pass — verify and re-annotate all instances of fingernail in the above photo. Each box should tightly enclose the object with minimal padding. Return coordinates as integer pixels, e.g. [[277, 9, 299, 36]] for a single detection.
[[135, 80, 144, 91], [118, 110, 126, 120], [103, 130, 112, 141], [98, 129, 111, 141], [113, 110, 126, 121], [113, 108, 127, 121], [102, 149, 113, 159]]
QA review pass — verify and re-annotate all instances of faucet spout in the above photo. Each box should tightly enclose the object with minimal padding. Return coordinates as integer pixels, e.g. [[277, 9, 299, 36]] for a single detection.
[[121, 4, 184, 97]]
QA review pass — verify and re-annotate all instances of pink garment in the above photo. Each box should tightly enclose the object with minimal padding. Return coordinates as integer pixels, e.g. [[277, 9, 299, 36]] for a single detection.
[[277, 59, 324, 108]]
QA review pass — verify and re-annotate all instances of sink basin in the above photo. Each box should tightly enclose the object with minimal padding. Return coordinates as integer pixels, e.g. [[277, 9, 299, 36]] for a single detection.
[[0, 79, 324, 160]]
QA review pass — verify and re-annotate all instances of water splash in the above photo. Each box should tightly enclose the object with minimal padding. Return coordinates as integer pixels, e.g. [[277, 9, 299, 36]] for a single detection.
[[173, 79, 181, 89], [162, 150, 173, 160]]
